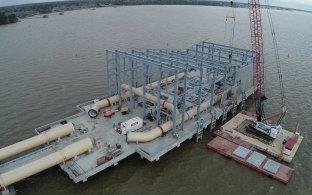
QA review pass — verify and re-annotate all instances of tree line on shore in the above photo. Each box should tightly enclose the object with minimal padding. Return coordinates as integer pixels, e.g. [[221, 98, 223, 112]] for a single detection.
[[0, 0, 234, 14], [0, 0, 233, 25], [0, 0, 305, 26], [0, 13, 18, 25]]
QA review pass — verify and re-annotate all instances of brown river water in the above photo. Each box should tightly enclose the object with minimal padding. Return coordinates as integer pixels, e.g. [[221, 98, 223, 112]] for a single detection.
[[0, 5, 311, 195]]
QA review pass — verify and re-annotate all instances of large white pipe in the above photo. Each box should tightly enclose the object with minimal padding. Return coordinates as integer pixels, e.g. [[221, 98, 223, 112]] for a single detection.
[[121, 84, 178, 115], [145, 73, 185, 90], [127, 93, 224, 142], [87, 73, 185, 118], [0, 123, 75, 161], [88, 95, 120, 118], [0, 138, 93, 190]]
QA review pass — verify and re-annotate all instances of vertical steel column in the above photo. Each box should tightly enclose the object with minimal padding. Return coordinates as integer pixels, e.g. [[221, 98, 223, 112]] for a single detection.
[[115, 51, 122, 106], [142, 62, 149, 120], [106, 50, 111, 95], [145, 50, 150, 85], [172, 70, 179, 137], [221, 66, 228, 123], [210, 43, 214, 60], [209, 67, 217, 132], [129, 50, 135, 112], [201, 42, 204, 57], [156, 65, 162, 125], [232, 67, 238, 114], [210, 108, 217, 132], [242, 52, 248, 64], [142, 63, 147, 120], [180, 68, 188, 131], [106, 51, 117, 95], [209, 68, 216, 113], [222, 66, 227, 92], [196, 65, 204, 119], [218, 49, 221, 62], [196, 64, 204, 142], [221, 99, 228, 123], [241, 83, 246, 108], [232, 66, 237, 86], [232, 88, 238, 115]]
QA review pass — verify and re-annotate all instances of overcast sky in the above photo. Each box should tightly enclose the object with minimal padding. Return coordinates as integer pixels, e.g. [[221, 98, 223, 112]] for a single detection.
[[255, 0, 312, 11], [0, 0, 312, 11]]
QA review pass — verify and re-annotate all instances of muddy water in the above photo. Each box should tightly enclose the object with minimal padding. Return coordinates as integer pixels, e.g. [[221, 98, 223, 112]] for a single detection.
[[0, 5, 311, 195]]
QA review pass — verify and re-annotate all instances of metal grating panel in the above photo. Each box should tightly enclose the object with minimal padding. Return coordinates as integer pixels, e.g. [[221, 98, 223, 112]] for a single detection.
[[263, 159, 281, 174], [233, 146, 251, 159], [246, 151, 266, 167]]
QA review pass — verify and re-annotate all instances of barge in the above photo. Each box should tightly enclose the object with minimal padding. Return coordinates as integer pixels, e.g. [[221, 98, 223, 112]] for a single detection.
[[0, 41, 254, 194], [206, 111, 303, 184]]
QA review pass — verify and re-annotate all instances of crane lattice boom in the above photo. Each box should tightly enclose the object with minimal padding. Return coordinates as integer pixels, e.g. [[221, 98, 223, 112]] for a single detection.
[[248, 0, 266, 121]]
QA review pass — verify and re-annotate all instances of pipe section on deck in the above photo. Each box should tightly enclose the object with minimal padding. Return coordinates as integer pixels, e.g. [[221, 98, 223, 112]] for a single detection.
[[87, 73, 184, 118], [0, 123, 75, 161], [0, 138, 93, 190], [88, 95, 120, 118], [121, 84, 178, 115], [145, 73, 184, 90], [127, 93, 224, 142]]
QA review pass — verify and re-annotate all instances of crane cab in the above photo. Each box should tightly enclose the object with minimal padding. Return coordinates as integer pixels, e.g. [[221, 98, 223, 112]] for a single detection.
[[248, 121, 281, 139]]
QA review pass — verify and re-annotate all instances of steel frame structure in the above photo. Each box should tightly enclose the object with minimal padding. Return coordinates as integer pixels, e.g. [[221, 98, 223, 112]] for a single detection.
[[106, 41, 253, 141]]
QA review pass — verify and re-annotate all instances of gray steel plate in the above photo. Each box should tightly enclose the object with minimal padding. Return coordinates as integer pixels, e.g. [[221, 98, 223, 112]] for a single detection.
[[246, 151, 266, 167], [233, 146, 251, 159], [263, 159, 281, 174]]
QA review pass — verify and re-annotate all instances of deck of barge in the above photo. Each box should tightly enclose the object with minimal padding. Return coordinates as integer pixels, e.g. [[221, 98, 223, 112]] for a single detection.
[[217, 112, 303, 163], [1, 88, 253, 184]]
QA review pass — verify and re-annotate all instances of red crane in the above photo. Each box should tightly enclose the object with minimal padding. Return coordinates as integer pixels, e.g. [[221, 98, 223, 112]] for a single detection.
[[248, 0, 267, 122], [244, 0, 288, 139], [247, 0, 286, 124]]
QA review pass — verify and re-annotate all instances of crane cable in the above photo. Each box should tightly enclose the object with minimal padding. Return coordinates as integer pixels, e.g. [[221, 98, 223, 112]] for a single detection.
[[265, 0, 287, 125], [224, 1, 237, 47]]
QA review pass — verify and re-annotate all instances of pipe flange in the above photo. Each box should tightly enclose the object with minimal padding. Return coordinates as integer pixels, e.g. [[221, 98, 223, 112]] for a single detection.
[[0, 175, 6, 191], [57, 151, 67, 164], [162, 100, 166, 107], [106, 98, 111, 107], [158, 126, 165, 136], [43, 132, 51, 144]]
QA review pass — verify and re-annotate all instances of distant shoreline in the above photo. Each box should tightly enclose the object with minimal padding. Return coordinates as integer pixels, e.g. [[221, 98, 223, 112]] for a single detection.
[[0, 0, 311, 25]]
